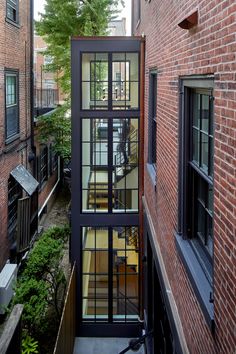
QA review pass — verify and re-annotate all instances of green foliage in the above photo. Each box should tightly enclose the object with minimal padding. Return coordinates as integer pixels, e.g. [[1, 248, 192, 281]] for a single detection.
[[35, 0, 124, 159], [37, 102, 71, 160], [13, 279, 49, 334], [22, 335, 39, 354], [35, 0, 123, 95], [11, 225, 70, 339]]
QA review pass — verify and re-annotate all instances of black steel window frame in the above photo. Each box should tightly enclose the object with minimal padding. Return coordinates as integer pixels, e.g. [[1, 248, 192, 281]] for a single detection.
[[81, 52, 139, 111], [5, 69, 19, 143], [112, 58, 131, 103], [6, 0, 19, 24], [80, 117, 139, 214], [71, 38, 142, 337], [90, 59, 108, 102], [8, 175, 22, 244], [148, 70, 157, 167], [81, 226, 140, 324], [176, 75, 214, 329]]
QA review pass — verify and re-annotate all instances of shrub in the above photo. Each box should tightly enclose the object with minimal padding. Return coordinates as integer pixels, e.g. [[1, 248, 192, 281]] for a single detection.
[[11, 225, 70, 342]]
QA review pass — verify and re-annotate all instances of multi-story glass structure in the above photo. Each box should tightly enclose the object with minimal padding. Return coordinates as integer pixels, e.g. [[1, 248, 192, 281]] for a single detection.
[[71, 37, 144, 337]]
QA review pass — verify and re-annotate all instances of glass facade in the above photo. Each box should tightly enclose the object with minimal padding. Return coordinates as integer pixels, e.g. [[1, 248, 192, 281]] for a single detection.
[[72, 39, 141, 331]]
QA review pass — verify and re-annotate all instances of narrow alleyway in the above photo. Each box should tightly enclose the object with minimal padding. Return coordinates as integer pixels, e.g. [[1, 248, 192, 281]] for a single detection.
[[39, 187, 71, 230], [39, 186, 71, 281]]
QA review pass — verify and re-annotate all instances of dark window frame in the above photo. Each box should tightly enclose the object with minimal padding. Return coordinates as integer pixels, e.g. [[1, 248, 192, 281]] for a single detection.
[[6, 0, 19, 25], [176, 75, 215, 329], [8, 175, 22, 244], [39, 145, 48, 189], [5, 69, 19, 143], [148, 70, 157, 167], [81, 52, 139, 111]]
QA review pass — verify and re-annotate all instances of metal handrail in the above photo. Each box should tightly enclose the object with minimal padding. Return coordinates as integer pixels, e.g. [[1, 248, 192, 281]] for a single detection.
[[119, 330, 153, 354]]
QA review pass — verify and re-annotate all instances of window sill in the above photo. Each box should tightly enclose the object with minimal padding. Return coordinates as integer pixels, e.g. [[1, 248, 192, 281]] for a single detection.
[[4, 134, 20, 148], [146, 163, 156, 189], [175, 232, 214, 331], [5, 17, 20, 28]]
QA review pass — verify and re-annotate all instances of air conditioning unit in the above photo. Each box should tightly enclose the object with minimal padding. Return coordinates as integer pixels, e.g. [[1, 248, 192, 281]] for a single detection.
[[0, 264, 17, 314]]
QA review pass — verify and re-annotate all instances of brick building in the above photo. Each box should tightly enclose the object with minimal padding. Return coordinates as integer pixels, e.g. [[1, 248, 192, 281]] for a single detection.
[[132, 0, 236, 353], [34, 34, 65, 110], [33, 35, 63, 224], [0, 0, 39, 272]]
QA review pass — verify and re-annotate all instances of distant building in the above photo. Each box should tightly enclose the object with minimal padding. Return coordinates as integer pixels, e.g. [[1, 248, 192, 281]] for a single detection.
[[108, 18, 126, 36], [34, 35, 65, 113], [0, 0, 38, 270], [34, 35, 61, 224]]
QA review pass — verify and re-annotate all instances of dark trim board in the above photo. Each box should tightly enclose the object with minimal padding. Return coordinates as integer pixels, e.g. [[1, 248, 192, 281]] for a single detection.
[[143, 203, 188, 354]]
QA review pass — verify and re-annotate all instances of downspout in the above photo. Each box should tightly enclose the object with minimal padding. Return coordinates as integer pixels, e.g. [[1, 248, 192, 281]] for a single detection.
[[29, 0, 36, 176]]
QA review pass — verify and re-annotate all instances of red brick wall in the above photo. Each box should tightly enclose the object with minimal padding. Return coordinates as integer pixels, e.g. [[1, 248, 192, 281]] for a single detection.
[[0, 0, 32, 270], [134, 0, 236, 352]]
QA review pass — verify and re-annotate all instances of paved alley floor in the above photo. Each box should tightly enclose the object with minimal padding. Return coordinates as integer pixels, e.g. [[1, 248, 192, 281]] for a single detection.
[[73, 337, 145, 354]]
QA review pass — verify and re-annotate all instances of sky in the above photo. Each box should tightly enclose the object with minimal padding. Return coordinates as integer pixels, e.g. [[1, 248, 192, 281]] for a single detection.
[[34, 0, 131, 35]]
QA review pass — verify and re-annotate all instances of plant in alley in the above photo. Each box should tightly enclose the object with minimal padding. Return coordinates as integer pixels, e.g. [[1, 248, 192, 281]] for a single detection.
[[10, 225, 70, 351]]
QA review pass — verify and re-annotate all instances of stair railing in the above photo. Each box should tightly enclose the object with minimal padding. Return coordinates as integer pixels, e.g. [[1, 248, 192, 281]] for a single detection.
[[119, 330, 153, 354]]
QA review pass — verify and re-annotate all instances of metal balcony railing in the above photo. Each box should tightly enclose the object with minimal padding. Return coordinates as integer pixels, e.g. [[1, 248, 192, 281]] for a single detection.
[[34, 88, 59, 109]]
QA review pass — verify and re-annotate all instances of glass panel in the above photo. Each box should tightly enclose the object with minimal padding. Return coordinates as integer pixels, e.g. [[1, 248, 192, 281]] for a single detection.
[[201, 94, 209, 133], [82, 119, 90, 141], [113, 189, 126, 212], [193, 92, 200, 128], [126, 53, 139, 81], [209, 137, 213, 177], [208, 185, 213, 214], [197, 177, 206, 206], [82, 227, 109, 319], [197, 202, 206, 242], [82, 53, 108, 110], [82, 82, 91, 109], [82, 190, 93, 212], [128, 82, 139, 109], [82, 142, 91, 165], [126, 274, 139, 298], [82, 167, 91, 188], [82, 53, 95, 80], [207, 216, 213, 256], [201, 132, 208, 172], [128, 189, 138, 212], [192, 128, 199, 164], [95, 251, 108, 274]]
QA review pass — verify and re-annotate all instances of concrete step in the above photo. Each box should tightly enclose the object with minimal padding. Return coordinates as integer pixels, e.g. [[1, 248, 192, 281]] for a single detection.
[[73, 337, 145, 354]]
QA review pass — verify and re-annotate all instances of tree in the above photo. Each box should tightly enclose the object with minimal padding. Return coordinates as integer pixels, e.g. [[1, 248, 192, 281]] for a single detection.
[[35, 0, 124, 159]]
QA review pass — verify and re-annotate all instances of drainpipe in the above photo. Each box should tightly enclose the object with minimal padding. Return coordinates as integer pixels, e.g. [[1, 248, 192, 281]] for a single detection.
[[29, 0, 36, 176]]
